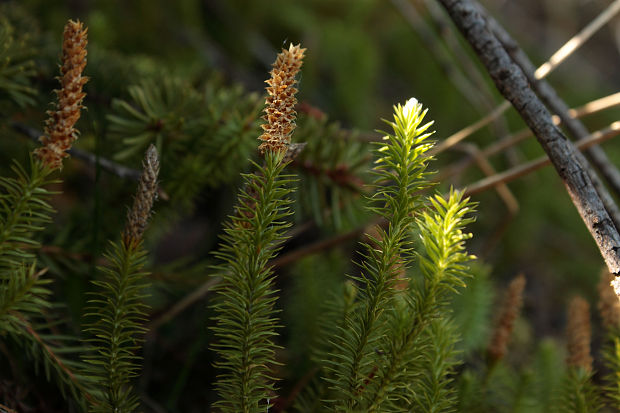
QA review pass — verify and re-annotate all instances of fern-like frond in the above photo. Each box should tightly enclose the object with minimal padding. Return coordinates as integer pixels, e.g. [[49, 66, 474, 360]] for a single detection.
[[408, 317, 459, 413], [210, 151, 295, 413], [0, 264, 51, 323], [4, 313, 90, 407], [416, 189, 476, 292]]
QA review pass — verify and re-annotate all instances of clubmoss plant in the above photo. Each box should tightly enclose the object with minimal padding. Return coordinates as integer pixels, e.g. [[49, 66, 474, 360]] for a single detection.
[[295, 98, 478, 412], [209, 43, 305, 413], [557, 296, 602, 412], [81, 145, 160, 412], [0, 18, 89, 405], [34, 19, 88, 171], [487, 274, 526, 364]]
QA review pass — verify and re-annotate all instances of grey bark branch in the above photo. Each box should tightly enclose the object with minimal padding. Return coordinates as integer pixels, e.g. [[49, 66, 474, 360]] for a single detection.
[[11, 121, 141, 180], [483, 12, 620, 230], [438, 0, 620, 274]]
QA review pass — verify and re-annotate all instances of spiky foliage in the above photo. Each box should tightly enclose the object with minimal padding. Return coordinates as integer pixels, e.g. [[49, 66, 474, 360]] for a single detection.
[[408, 317, 460, 413], [310, 99, 476, 412], [0, 18, 91, 406], [82, 241, 150, 412], [365, 189, 475, 412], [292, 112, 371, 230], [107, 76, 263, 210], [0, 159, 88, 405], [555, 297, 602, 413], [82, 146, 159, 412], [0, 14, 37, 108], [0, 159, 55, 273], [601, 336, 620, 408], [210, 151, 296, 412], [209, 42, 304, 412], [319, 98, 434, 410], [556, 368, 602, 413]]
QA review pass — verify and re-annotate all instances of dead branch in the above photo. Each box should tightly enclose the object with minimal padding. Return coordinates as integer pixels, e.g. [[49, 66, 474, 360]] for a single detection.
[[438, 0, 620, 274]]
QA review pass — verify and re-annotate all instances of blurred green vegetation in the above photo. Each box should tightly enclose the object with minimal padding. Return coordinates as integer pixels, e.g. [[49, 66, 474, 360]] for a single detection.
[[1, 0, 619, 411]]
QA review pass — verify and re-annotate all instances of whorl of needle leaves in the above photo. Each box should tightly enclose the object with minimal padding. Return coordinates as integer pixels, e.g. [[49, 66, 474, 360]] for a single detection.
[[566, 296, 593, 372], [258, 43, 305, 154], [487, 274, 525, 362], [598, 271, 620, 330], [34, 19, 88, 170], [123, 144, 160, 248]]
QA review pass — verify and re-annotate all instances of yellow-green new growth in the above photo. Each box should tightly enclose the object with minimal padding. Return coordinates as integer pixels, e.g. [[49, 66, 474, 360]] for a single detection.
[[325, 98, 437, 409]]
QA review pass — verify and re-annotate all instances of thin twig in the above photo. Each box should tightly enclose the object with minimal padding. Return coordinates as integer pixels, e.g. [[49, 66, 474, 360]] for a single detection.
[[147, 277, 221, 332], [421, 0, 513, 142], [390, 0, 488, 108], [148, 221, 372, 332], [453, 143, 519, 215], [464, 122, 620, 197], [486, 10, 620, 229], [439, 0, 620, 273], [431, 101, 510, 155], [437, 92, 620, 180], [11, 121, 141, 180], [534, 0, 620, 79], [433, 0, 620, 153]]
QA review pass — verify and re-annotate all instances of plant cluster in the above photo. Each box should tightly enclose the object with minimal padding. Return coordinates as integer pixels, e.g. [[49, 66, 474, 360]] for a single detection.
[[0, 5, 619, 413]]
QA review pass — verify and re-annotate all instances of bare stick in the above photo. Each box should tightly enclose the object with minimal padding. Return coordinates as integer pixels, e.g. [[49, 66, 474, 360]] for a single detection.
[[11, 121, 141, 180], [390, 0, 489, 109], [147, 277, 221, 332], [535, 0, 620, 79], [485, 11, 620, 229], [438, 0, 620, 273], [454, 143, 519, 215], [431, 101, 510, 155], [435, 0, 620, 152], [438, 92, 620, 180], [464, 122, 620, 197]]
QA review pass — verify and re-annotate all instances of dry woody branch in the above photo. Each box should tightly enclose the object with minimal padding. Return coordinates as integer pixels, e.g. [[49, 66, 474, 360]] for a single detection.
[[123, 144, 160, 247], [258, 43, 306, 154], [487, 274, 526, 362], [34, 20, 88, 170], [438, 0, 620, 277], [566, 296, 593, 372]]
